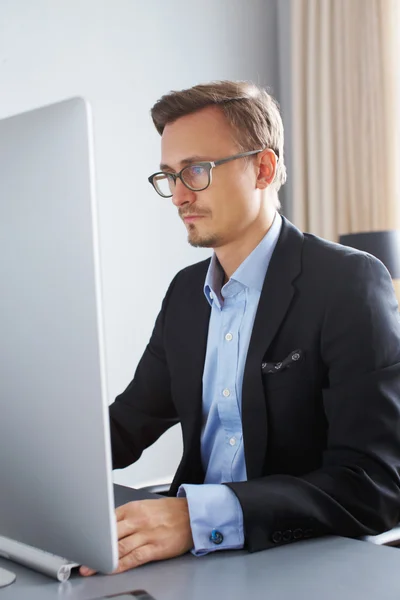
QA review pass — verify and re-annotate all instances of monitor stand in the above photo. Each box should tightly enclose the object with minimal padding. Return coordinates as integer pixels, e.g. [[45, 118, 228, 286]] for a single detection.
[[0, 567, 16, 588]]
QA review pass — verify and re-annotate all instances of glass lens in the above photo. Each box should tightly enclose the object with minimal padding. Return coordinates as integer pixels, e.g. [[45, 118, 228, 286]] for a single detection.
[[181, 164, 209, 190], [153, 173, 174, 197]]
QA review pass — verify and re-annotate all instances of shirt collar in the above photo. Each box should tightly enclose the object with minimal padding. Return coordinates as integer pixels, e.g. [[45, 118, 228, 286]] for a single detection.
[[204, 252, 224, 307], [203, 212, 282, 307]]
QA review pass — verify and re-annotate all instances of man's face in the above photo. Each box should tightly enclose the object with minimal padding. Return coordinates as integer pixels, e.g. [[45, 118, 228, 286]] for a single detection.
[[160, 106, 264, 249]]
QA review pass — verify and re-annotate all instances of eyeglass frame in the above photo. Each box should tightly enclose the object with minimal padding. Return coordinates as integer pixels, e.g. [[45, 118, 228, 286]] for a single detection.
[[148, 148, 278, 198]]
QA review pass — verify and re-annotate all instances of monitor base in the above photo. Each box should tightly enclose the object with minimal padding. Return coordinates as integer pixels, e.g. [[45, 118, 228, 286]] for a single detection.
[[0, 567, 16, 588]]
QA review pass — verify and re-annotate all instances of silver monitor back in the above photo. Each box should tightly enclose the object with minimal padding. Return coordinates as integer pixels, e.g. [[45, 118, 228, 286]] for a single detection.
[[0, 98, 118, 573]]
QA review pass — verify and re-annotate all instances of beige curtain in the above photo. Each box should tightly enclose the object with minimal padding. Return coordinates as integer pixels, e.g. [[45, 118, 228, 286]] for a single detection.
[[292, 0, 400, 241]]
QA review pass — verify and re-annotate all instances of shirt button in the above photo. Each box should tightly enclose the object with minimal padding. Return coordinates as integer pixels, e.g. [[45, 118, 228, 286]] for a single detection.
[[229, 437, 237, 446], [209, 292, 213, 300], [222, 388, 230, 397], [225, 333, 233, 341]]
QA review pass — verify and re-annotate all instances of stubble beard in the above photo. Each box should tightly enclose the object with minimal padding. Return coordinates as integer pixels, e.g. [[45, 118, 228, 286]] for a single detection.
[[186, 224, 220, 248]]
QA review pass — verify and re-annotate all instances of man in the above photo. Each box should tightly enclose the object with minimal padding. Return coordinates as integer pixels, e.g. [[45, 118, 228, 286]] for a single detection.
[[80, 81, 400, 576]]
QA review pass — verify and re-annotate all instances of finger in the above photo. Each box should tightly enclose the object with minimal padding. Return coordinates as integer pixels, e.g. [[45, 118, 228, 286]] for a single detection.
[[115, 535, 186, 574], [115, 499, 158, 522], [118, 532, 150, 561], [114, 543, 159, 573], [116, 499, 160, 539], [79, 565, 96, 577], [117, 517, 138, 541], [115, 502, 131, 522]]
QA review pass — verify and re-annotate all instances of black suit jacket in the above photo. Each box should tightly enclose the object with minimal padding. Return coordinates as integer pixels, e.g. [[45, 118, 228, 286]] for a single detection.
[[109, 217, 400, 551]]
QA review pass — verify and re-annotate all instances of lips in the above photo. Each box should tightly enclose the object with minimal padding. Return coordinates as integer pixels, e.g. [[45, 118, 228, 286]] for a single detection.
[[182, 214, 205, 222]]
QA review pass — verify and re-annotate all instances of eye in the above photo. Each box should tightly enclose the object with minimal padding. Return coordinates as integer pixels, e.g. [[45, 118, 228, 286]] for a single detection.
[[189, 165, 206, 176], [182, 164, 209, 190]]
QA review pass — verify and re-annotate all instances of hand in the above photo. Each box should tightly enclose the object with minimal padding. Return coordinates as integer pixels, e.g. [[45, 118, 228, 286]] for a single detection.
[[80, 498, 193, 576]]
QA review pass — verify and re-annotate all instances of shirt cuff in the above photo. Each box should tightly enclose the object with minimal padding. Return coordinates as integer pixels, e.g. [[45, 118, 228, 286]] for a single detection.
[[178, 483, 244, 556]]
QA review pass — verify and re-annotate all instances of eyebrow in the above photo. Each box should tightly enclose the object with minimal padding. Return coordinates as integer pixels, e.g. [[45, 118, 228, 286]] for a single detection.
[[159, 156, 212, 171]]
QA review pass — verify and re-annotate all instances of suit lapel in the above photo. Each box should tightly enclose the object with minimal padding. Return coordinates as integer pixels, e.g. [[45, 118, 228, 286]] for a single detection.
[[178, 262, 211, 416], [172, 262, 211, 487], [242, 218, 304, 479]]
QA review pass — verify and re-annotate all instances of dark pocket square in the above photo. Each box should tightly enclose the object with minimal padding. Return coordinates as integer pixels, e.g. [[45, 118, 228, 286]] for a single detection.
[[261, 349, 304, 374]]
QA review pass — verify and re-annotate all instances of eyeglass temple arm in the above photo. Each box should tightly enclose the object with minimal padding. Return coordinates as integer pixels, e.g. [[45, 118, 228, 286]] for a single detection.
[[213, 149, 272, 168]]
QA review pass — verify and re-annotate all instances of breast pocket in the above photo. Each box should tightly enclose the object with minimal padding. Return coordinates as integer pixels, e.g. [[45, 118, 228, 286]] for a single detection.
[[262, 368, 307, 390], [261, 349, 309, 390]]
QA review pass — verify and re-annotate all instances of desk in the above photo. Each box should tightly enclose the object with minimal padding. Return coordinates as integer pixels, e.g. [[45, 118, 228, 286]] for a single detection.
[[1, 485, 400, 600]]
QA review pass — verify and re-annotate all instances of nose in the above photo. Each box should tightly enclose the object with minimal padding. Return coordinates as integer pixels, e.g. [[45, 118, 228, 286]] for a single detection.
[[171, 178, 196, 208]]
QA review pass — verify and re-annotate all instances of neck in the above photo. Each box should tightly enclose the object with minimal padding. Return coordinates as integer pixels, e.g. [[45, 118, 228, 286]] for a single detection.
[[216, 205, 277, 282]]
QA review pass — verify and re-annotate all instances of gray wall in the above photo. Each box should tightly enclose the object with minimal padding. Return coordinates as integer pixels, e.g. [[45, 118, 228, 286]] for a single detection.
[[276, 0, 293, 218], [0, 0, 290, 487]]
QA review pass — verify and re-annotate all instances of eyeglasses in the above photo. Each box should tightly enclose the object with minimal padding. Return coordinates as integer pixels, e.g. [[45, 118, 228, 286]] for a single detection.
[[148, 149, 267, 198]]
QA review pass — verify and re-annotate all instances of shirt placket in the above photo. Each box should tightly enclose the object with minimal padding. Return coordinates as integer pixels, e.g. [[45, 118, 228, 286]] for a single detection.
[[216, 291, 245, 482]]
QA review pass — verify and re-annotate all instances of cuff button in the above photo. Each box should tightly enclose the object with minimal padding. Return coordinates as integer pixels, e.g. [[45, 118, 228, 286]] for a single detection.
[[283, 529, 292, 542], [293, 528, 303, 540], [272, 531, 282, 544], [210, 529, 224, 545], [303, 528, 314, 539]]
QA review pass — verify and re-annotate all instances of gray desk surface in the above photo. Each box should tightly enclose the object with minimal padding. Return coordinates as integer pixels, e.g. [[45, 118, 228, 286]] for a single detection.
[[1, 485, 400, 600]]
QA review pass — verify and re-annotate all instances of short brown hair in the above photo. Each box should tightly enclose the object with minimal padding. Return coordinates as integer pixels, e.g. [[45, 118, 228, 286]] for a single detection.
[[150, 80, 287, 191]]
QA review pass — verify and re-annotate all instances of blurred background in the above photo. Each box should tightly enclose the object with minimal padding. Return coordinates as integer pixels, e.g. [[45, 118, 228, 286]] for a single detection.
[[1, 0, 398, 488]]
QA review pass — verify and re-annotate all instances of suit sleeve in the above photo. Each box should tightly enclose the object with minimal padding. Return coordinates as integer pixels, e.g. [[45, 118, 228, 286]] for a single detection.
[[109, 274, 179, 470], [227, 253, 400, 552]]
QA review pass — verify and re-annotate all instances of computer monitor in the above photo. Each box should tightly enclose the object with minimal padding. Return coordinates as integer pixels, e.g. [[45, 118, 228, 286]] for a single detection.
[[0, 98, 118, 582]]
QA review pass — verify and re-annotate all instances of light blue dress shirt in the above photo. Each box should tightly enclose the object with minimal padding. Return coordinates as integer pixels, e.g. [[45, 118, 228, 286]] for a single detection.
[[178, 213, 282, 555]]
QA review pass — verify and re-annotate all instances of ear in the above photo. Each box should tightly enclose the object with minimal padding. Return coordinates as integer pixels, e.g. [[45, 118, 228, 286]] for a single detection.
[[255, 149, 277, 189]]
